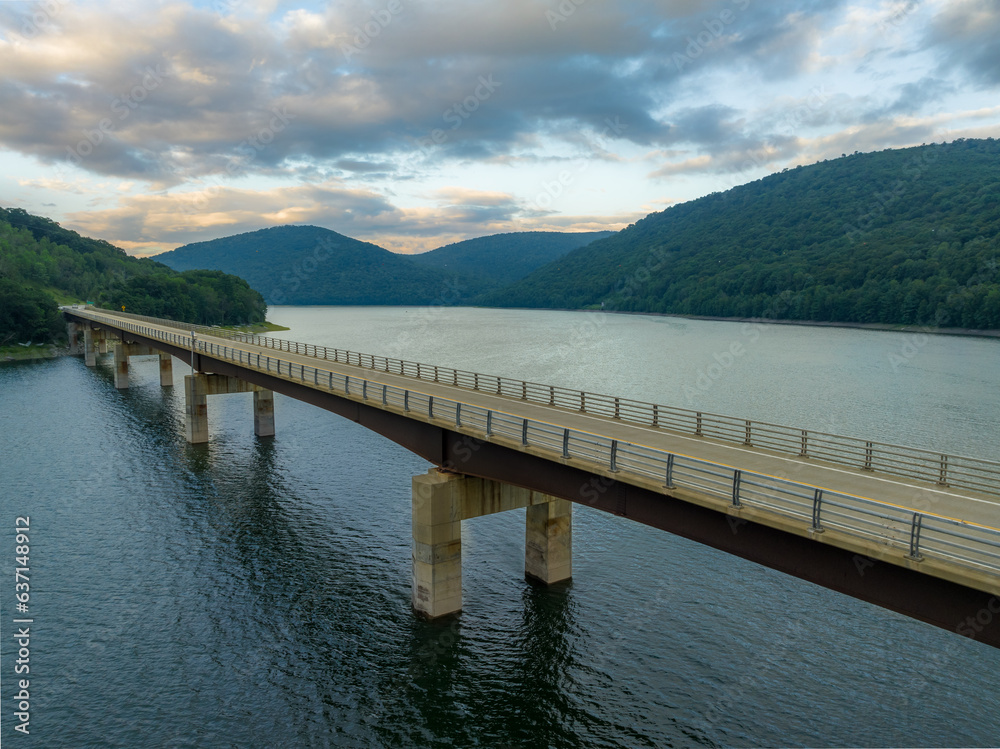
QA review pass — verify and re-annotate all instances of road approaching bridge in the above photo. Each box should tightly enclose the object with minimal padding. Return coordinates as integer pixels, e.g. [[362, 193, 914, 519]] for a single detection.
[[63, 307, 1000, 649]]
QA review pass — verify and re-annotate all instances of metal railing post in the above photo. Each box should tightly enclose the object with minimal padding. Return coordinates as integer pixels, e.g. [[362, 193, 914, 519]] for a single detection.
[[664, 453, 675, 489], [609, 440, 619, 472], [731, 470, 742, 507], [811, 489, 824, 532], [562, 429, 570, 459], [907, 513, 924, 561]]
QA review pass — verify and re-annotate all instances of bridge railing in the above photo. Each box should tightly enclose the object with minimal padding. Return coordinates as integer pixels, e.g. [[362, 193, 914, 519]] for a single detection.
[[72, 307, 1000, 499], [71, 309, 1000, 586]]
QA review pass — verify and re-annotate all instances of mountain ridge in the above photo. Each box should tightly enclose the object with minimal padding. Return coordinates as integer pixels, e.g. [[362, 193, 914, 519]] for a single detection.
[[480, 139, 1000, 329]]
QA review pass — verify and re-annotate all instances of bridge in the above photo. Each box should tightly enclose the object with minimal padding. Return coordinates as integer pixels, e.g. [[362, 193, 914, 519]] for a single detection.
[[62, 307, 1000, 649]]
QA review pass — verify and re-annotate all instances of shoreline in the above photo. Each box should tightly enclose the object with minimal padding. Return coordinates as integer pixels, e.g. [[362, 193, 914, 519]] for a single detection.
[[1, 319, 290, 363], [465, 305, 1000, 340], [1, 344, 71, 362], [607, 310, 1000, 339]]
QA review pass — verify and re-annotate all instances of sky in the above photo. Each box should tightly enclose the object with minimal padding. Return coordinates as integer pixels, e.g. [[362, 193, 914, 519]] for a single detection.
[[0, 0, 998, 257]]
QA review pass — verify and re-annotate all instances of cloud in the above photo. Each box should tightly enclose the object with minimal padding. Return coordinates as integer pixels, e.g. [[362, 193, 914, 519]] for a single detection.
[[1, 0, 999, 255], [924, 0, 1000, 86], [61, 180, 629, 255]]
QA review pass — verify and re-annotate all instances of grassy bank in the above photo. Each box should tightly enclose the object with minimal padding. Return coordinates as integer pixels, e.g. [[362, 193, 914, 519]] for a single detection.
[[1, 343, 69, 361]]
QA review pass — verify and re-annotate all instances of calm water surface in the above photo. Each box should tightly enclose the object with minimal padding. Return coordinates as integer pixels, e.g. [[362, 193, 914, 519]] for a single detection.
[[1, 306, 998, 748]]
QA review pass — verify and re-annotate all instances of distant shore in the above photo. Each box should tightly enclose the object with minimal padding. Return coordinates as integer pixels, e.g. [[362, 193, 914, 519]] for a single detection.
[[488, 306, 1000, 340], [1, 319, 291, 363], [0, 344, 71, 362], [611, 310, 1000, 339]]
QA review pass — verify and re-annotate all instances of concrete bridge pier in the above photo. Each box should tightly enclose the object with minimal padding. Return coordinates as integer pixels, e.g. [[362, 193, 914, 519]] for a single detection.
[[253, 389, 275, 437], [412, 468, 572, 618], [84, 326, 97, 367], [67, 322, 80, 355], [159, 353, 173, 387], [113, 342, 158, 389], [184, 373, 275, 443]]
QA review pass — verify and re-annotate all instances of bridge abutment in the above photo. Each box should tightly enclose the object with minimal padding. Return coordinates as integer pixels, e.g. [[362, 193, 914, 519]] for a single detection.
[[183, 373, 276, 443], [412, 468, 572, 618]]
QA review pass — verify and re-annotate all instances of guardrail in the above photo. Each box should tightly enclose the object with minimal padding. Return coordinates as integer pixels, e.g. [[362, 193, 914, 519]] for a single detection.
[[75, 307, 1000, 499], [69, 308, 1000, 586]]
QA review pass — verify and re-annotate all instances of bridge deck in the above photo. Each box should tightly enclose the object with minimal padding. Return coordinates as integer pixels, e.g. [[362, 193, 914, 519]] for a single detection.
[[69, 308, 1000, 608]]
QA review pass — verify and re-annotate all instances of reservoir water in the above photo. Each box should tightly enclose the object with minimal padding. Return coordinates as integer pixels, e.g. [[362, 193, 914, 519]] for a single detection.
[[1, 306, 998, 748]]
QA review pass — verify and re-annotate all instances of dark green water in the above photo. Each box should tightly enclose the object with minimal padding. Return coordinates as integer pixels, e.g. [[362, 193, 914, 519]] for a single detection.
[[1, 307, 998, 747]]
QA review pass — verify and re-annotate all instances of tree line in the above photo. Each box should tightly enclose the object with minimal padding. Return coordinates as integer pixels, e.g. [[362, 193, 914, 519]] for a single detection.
[[0, 207, 267, 344]]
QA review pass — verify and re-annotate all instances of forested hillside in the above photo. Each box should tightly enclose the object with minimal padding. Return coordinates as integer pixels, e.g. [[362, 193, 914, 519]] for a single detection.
[[0, 207, 267, 344], [157, 226, 613, 304], [156, 225, 489, 305], [410, 230, 613, 285], [481, 139, 1000, 329]]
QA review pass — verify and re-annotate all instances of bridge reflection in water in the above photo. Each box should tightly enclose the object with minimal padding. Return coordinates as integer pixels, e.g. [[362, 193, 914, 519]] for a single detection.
[[63, 307, 1000, 649]]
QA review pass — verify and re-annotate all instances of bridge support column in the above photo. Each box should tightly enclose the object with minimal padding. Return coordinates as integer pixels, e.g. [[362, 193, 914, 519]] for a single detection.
[[113, 342, 158, 389], [184, 373, 275, 444], [525, 499, 573, 584], [84, 326, 96, 367], [67, 322, 80, 355], [159, 353, 173, 387], [253, 389, 275, 437], [114, 342, 128, 388], [185, 375, 209, 443], [412, 468, 572, 618], [412, 471, 464, 618]]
